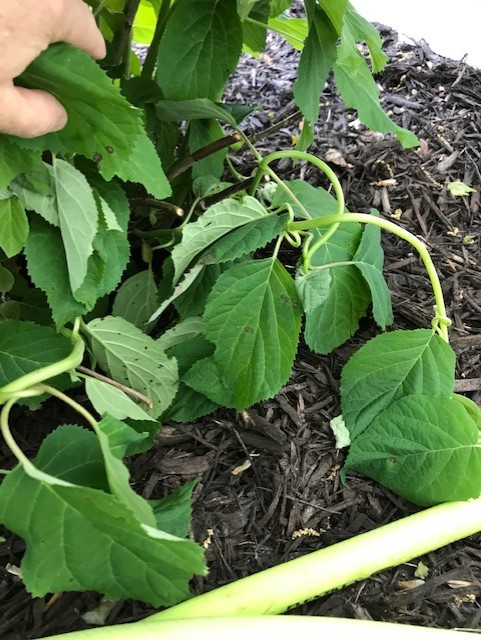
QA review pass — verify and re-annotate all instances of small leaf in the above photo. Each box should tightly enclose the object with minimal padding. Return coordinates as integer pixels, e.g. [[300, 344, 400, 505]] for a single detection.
[[183, 356, 236, 406], [10, 164, 58, 226], [447, 181, 476, 197], [203, 258, 302, 409], [157, 317, 204, 352], [113, 270, 158, 329], [199, 213, 288, 265], [171, 196, 271, 285], [0, 196, 29, 257], [343, 395, 481, 506], [25, 216, 88, 328], [85, 378, 157, 423], [150, 483, 195, 538], [156, 99, 238, 126], [86, 316, 178, 419], [341, 329, 456, 438], [164, 383, 219, 422], [53, 159, 98, 295], [295, 268, 331, 314], [334, 35, 418, 148], [329, 415, 351, 448], [0, 137, 42, 190], [343, 3, 388, 73]]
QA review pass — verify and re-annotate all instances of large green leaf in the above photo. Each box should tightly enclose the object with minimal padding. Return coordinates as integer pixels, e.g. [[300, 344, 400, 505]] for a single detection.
[[319, 0, 348, 33], [203, 258, 302, 409], [0, 425, 205, 605], [334, 34, 418, 148], [0, 320, 71, 387], [53, 159, 98, 295], [295, 268, 331, 314], [242, 0, 270, 52], [268, 17, 307, 50], [156, 0, 243, 101], [341, 329, 456, 438], [25, 216, 88, 328], [293, 5, 338, 125], [0, 196, 29, 257], [183, 356, 236, 407], [86, 316, 178, 419], [157, 317, 204, 352], [150, 483, 195, 538], [112, 270, 158, 329], [343, 395, 481, 507], [9, 44, 171, 198], [171, 196, 270, 285]]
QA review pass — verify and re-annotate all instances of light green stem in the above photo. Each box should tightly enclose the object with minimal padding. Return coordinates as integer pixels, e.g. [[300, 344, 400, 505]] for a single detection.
[[37, 384, 99, 432], [150, 497, 481, 621], [40, 615, 480, 640], [0, 337, 85, 404], [289, 212, 450, 342]]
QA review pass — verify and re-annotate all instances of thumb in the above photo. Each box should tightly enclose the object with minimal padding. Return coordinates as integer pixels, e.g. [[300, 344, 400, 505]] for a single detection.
[[0, 85, 67, 138]]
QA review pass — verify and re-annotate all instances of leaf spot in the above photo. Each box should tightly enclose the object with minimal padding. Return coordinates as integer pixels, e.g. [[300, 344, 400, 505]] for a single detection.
[[244, 326, 254, 333]]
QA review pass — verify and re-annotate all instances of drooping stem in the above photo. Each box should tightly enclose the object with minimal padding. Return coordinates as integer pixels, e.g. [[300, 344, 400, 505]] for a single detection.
[[37, 384, 99, 432], [37, 615, 481, 640], [149, 497, 481, 621], [289, 212, 451, 342], [0, 336, 85, 404]]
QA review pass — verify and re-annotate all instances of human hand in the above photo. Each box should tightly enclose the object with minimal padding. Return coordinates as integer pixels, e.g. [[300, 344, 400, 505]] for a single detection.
[[0, 0, 106, 138]]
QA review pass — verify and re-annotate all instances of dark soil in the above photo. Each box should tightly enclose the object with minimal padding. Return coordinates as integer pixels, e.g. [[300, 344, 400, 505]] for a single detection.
[[2, 23, 481, 640]]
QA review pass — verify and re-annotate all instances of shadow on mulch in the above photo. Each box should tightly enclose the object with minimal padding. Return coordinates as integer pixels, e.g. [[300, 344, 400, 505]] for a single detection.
[[1, 24, 481, 640]]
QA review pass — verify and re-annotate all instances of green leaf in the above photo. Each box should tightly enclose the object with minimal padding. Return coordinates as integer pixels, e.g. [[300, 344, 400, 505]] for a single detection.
[[183, 356, 236, 406], [344, 2, 388, 73], [12, 44, 142, 178], [319, 0, 348, 33], [164, 383, 219, 422], [133, 0, 157, 43], [268, 17, 307, 50], [271, 179, 342, 218], [303, 265, 371, 354], [341, 329, 456, 439], [189, 119, 227, 181], [0, 265, 14, 293], [96, 415, 156, 527], [157, 317, 205, 352], [156, 0, 243, 100], [113, 270, 159, 329], [156, 99, 239, 127], [0, 196, 29, 257], [150, 483, 195, 538], [343, 395, 481, 506], [199, 213, 288, 265], [0, 320, 71, 387], [113, 132, 171, 200], [269, 0, 292, 17], [204, 258, 302, 409], [171, 196, 270, 285], [334, 36, 419, 148], [295, 268, 331, 314], [9, 164, 58, 226], [86, 316, 178, 419], [242, 0, 270, 52], [351, 211, 393, 328], [293, 6, 338, 124], [150, 263, 205, 323], [0, 137, 42, 190], [168, 335, 215, 377], [0, 426, 206, 605], [85, 378, 158, 423], [25, 216, 88, 328], [53, 159, 98, 295], [447, 181, 476, 197]]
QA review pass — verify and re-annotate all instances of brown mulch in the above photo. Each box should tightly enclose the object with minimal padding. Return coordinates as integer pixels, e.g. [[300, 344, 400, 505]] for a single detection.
[[1, 23, 481, 640]]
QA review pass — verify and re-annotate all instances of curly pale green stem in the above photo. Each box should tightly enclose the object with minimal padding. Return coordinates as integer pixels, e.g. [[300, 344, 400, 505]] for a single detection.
[[289, 212, 451, 342]]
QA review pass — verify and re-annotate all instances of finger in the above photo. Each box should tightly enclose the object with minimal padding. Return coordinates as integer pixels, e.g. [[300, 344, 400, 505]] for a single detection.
[[0, 85, 67, 138], [52, 0, 106, 59]]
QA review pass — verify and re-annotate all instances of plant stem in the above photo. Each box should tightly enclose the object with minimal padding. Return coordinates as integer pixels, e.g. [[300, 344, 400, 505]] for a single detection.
[[150, 497, 481, 621], [38, 384, 98, 432], [112, 0, 141, 71], [75, 366, 153, 408], [141, 0, 171, 79], [38, 615, 480, 640], [0, 338, 85, 404], [289, 212, 451, 341]]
